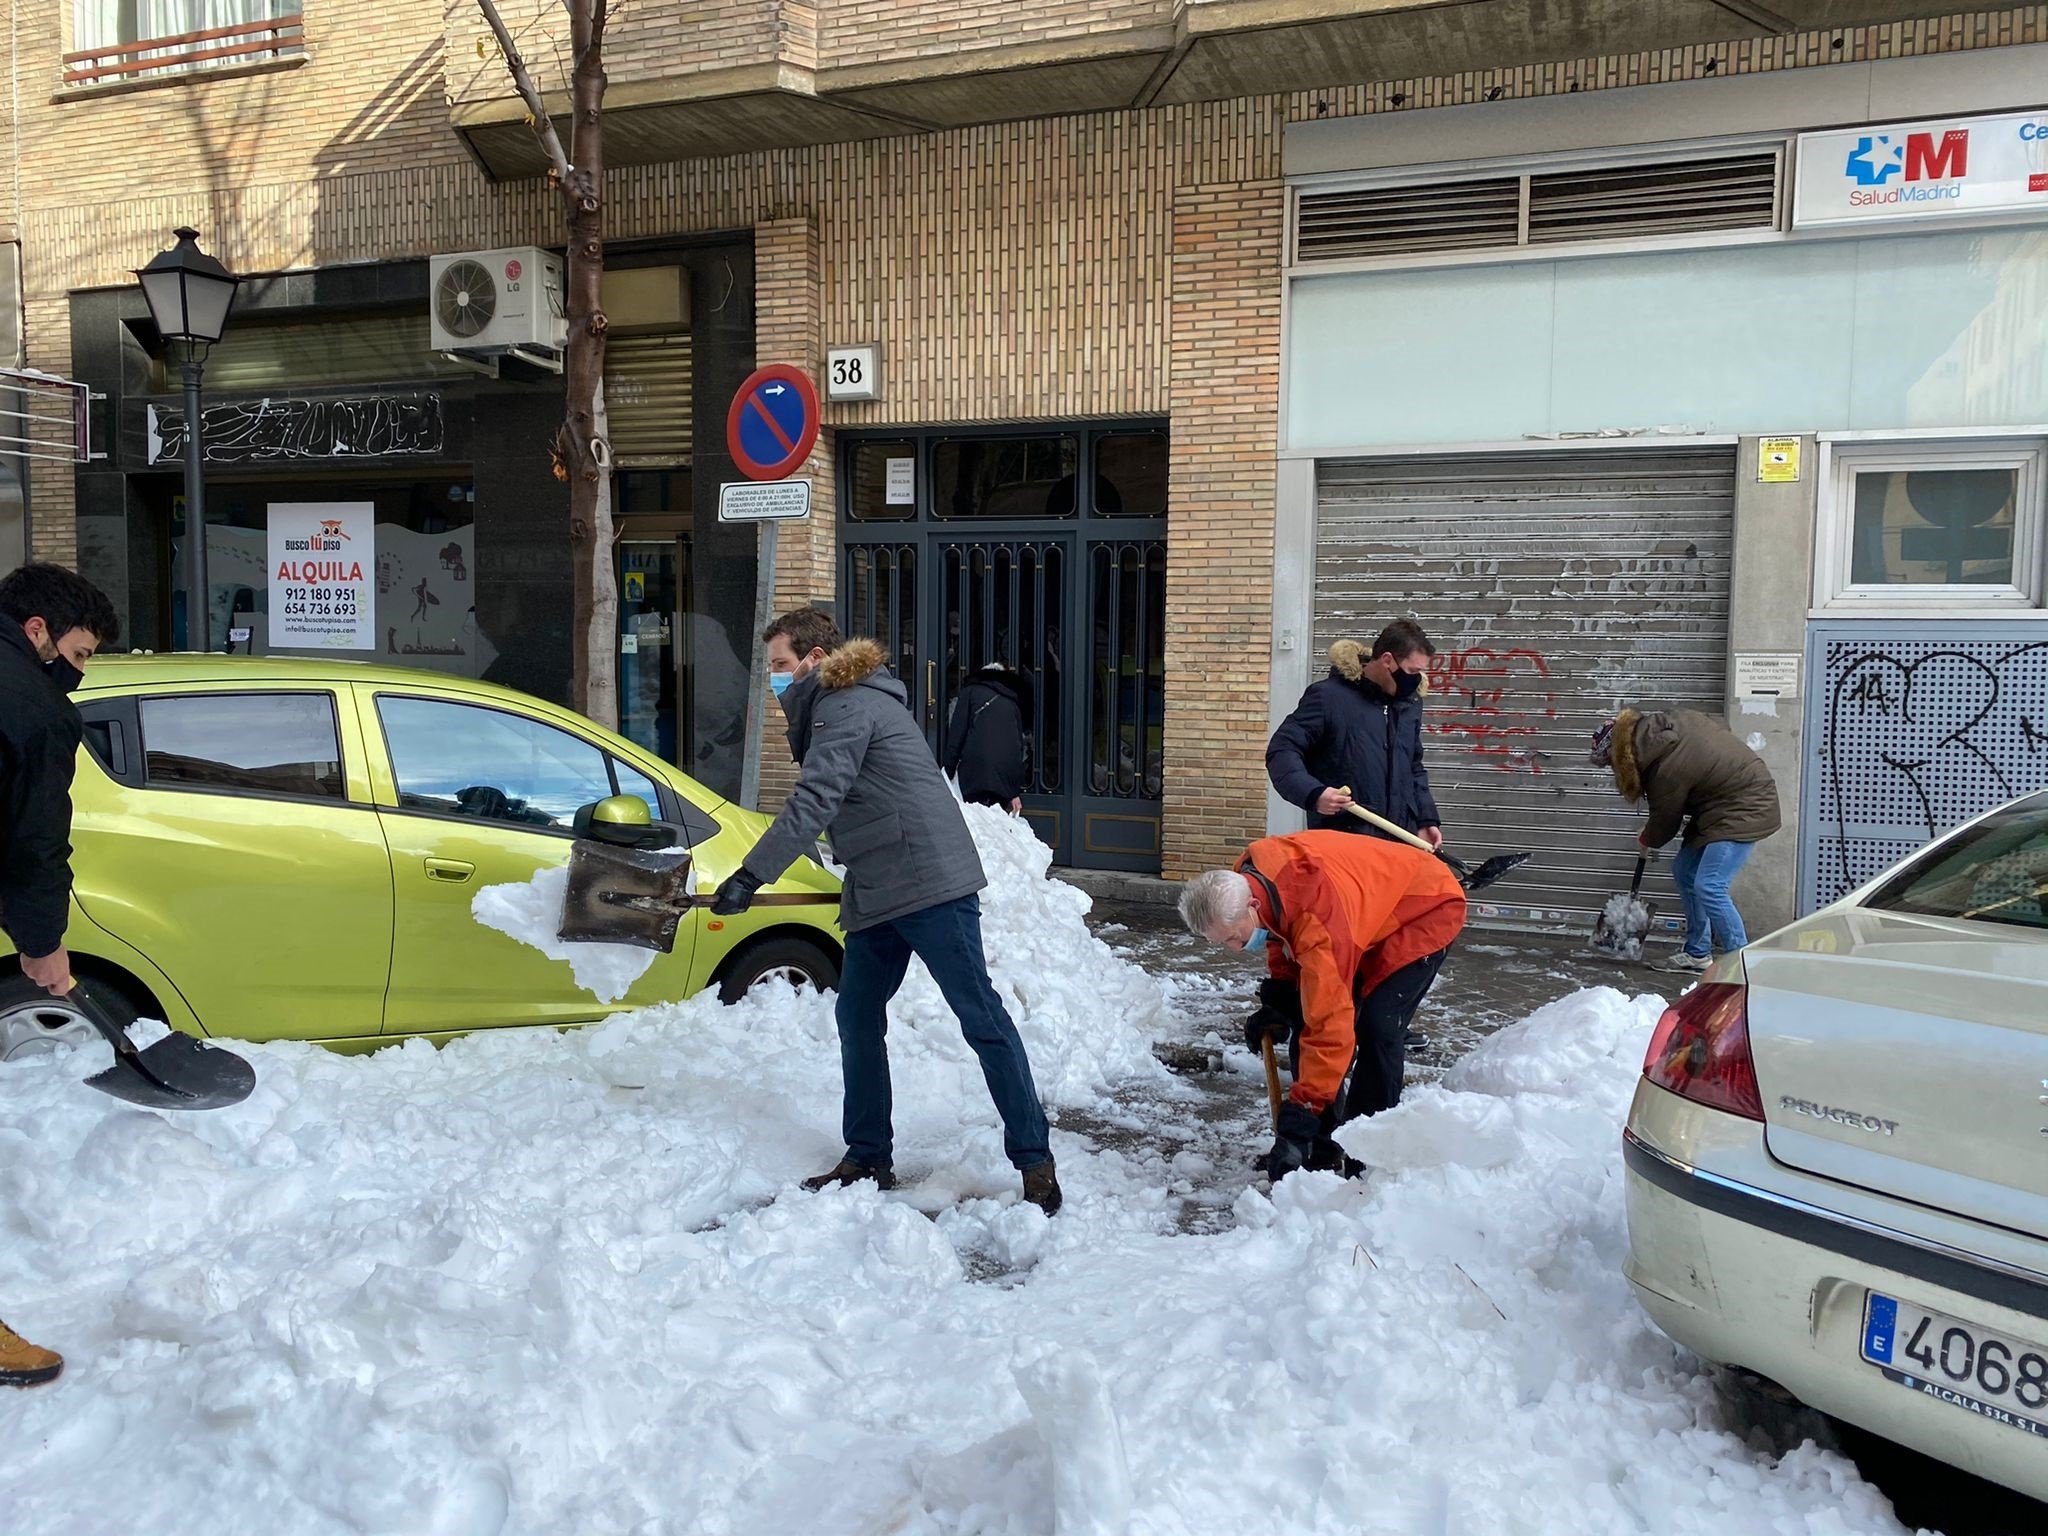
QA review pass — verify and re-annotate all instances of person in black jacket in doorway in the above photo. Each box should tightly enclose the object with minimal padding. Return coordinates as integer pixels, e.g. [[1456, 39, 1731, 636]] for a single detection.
[[942, 662, 1031, 812], [0, 561, 119, 1391], [1267, 618, 1444, 849]]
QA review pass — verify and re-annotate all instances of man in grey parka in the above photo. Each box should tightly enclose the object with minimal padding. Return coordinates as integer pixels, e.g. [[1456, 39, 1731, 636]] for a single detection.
[[712, 607, 1060, 1213]]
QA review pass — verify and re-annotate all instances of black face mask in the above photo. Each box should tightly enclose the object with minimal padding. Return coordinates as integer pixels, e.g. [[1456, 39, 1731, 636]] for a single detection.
[[44, 656, 83, 695], [1392, 669, 1423, 700]]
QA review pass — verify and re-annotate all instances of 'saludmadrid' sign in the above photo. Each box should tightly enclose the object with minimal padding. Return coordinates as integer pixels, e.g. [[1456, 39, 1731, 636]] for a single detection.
[[1794, 109, 2048, 229]]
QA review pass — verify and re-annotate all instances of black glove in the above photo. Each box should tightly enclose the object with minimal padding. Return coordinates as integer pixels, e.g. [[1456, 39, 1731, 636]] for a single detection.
[[1263, 1100, 1321, 1183], [710, 868, 763, 916], [1257, 977, 1302, 1021], [1242, 1004, 1296, 1058]]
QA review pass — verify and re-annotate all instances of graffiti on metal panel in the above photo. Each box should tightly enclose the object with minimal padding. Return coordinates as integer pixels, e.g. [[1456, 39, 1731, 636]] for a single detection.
[[1427, 646, 1556, 773], [146, 393, 445, 464], [1818, 640, 2048, 903]]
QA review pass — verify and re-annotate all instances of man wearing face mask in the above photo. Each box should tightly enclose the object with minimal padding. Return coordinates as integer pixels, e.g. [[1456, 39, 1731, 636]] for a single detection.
[[1267, 619, 1444, 850], [1177, 830, 1465, 1183], [0, 562, 117, 1389], [713, 608, 1061, 1215]]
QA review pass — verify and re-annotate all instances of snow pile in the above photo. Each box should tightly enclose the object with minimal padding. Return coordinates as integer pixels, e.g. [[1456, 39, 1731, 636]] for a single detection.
[[0, 982, 1912, 1535], [471, 862, 668, 1004]]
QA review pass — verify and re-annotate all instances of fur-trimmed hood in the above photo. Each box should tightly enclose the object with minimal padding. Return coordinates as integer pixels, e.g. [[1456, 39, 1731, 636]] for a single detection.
[[1609, 707, 1645, 802], [1329, 639, 1429, 696], [819, 637, 889, 690]]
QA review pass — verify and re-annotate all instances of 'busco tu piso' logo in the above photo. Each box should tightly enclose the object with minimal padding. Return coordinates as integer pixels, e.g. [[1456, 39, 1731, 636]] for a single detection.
[[1844, 128, 1968, 207]]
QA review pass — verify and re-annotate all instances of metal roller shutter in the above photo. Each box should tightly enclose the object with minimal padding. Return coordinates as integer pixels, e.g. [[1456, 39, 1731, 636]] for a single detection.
[[603, 333, 693, 467], [1313, 450, 1735, 931]]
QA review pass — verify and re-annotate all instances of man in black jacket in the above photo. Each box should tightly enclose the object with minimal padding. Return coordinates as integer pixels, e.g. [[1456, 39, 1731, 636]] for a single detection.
[[0, 562, 118, 1390], [1267, 619, 1444, 849], [942, 662, 1030, 812]]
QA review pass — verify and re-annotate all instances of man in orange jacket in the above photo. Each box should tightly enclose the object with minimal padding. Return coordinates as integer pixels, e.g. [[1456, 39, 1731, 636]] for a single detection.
[[1179, 831, 1467, 1181]]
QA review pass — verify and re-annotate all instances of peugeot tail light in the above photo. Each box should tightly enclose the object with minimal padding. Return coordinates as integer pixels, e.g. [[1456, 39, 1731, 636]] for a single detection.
[[1642, 980, 1764, 1121]]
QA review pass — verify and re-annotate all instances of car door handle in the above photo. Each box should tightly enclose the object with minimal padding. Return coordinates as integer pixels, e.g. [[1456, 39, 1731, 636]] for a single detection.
[[424, 858, 476, 883]]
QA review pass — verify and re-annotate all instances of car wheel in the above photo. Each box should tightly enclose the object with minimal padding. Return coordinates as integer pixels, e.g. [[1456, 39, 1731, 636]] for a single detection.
[[0, 974, 132, 1065], [718, 937, 841, 1005]]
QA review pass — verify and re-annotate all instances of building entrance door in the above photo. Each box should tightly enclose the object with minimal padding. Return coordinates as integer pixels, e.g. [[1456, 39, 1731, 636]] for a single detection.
[[840, 425, 1168, 873], [617, 536, 687, 767]]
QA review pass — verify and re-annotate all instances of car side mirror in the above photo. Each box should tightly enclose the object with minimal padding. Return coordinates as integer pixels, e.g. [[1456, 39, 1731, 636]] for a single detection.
[[571, 796, 678, 851]]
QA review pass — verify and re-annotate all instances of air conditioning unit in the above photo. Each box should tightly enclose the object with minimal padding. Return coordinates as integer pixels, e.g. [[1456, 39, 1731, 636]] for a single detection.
[[428, 247, 567, 366]]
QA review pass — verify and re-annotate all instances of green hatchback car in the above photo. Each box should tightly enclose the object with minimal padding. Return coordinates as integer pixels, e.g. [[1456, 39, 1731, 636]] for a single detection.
[[0, 656, 843, 1062]]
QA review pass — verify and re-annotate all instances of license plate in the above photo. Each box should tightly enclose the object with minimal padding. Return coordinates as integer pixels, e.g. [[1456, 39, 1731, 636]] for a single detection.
[[1862, 1291, 2048, 1440]]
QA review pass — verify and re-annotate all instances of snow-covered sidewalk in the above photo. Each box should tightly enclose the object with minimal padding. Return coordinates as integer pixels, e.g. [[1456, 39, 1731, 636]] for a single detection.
[[1, 810, 1913, 1535]]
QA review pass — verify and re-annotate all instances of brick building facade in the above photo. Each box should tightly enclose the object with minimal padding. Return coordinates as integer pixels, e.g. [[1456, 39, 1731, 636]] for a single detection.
[[3, 2, 2040, 881]]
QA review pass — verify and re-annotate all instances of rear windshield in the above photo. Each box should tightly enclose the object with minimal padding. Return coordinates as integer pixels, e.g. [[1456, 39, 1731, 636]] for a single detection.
[[1866, 804, 2048, 932]]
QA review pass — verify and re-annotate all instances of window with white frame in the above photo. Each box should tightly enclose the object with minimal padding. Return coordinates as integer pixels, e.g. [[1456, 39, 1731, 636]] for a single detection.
[[1817, 439, 2047, 611]]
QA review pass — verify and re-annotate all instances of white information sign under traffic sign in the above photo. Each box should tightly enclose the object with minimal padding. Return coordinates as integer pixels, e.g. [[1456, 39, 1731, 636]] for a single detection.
[[268, 502, 374, 650], [718, 479, 813, 522]]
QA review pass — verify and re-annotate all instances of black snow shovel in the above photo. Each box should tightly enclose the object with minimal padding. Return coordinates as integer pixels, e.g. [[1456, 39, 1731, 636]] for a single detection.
[[1589, 855, 1655, 960], [69, 981, 255, 1111], [558, 842, 840, 952], [1337, 798, 1530, 893]]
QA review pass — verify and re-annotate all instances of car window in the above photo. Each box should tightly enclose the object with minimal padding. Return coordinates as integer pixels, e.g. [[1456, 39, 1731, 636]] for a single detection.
[[612, 757, 663, 812], [378, 696, 612, 831], [1866, 806, 2048, 931], [140, 693, 345, 800]]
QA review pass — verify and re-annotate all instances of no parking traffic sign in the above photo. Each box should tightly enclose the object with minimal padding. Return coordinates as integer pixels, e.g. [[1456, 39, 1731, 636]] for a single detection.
[[725, 364, 820, 481]]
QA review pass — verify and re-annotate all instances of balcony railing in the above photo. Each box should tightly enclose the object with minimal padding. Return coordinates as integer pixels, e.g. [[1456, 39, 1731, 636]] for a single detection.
[[62, 13, 306, 88]]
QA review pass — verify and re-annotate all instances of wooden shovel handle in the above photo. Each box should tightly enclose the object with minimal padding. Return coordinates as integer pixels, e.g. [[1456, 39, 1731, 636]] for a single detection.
[[1260, 1036, 1283, 1131], [1336, 794, 1436, 853], [693, 892, 842, 909]]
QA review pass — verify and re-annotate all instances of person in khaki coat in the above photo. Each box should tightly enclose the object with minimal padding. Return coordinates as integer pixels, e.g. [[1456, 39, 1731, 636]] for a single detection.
[[1592, 708, 1781, 975]]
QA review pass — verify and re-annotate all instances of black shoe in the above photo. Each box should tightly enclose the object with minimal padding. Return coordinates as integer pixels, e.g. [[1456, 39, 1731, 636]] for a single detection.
[[1021, 1160, 1062, 1215], [1404, 1030, 1425, 1051], [802, 1158, 895, 1192]]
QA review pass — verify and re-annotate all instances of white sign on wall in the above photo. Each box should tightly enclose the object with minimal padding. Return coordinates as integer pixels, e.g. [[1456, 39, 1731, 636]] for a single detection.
[[268, 502, 375, 650], [825, 344, 880, 401], [1794, 109, 2048, 229], [885, 457, 914, 505]]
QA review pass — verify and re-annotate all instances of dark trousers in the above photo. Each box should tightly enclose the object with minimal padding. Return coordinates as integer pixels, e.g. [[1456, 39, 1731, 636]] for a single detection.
[[835, 894, 1052, 1172], [1318, 947, 1449, 1136]]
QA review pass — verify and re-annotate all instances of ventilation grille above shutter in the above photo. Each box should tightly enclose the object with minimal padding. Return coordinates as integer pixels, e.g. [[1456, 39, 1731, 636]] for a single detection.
[[1294, 148, 1782, 265], [1294, 177, 1520, 262], [1525, 152, 1781, 244], [604, 334, 693, 468]]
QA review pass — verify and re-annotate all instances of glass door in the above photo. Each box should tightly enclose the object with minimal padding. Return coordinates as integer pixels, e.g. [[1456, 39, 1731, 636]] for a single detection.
[[618, 539, 683, 765], [931, 537, 1074, 864]]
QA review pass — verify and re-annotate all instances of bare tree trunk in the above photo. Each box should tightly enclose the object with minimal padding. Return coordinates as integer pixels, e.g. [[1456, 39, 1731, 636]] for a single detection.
[[476, 0, 616, 728]]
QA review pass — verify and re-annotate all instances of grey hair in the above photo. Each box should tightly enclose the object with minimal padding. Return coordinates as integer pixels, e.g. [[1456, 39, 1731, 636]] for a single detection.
[[1178, 869, 1252, 938]]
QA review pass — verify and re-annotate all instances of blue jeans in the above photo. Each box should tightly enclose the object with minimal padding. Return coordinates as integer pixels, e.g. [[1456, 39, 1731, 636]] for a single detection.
[[834, 894, 1051, 1172], [1672, 840, 1755, 958]]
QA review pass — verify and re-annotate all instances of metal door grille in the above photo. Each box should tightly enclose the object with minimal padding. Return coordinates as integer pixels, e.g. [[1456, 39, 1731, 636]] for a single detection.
[[1313, 451, 1735, 929], [1801, 626, 2048, 912]]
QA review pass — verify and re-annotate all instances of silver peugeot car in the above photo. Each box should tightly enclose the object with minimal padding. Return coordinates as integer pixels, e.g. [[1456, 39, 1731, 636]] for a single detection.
[[1623, 791, 2048, 1506]]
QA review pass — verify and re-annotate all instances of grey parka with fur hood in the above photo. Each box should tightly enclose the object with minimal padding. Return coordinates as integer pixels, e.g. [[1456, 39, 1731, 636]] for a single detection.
[[740, 638, 987, 932]]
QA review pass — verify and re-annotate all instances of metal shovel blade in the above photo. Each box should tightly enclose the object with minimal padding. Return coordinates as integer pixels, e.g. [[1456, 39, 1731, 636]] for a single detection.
[[558, 841, 695, 952], [1589, 856, 1657, 959], [85, 1036, 256, 1111], [70, 985, 255, 1111], [1453, 852, 1531, 893]]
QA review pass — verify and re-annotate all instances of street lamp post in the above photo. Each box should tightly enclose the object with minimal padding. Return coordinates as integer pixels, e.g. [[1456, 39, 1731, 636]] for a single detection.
[[136, 227, 239, 651]]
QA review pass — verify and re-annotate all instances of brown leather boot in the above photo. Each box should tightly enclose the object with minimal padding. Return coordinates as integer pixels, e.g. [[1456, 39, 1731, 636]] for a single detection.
[[1021, 1160, 1062, 1215], [802, 1158, 896, 1192], [0, 1318, 62, 1388]]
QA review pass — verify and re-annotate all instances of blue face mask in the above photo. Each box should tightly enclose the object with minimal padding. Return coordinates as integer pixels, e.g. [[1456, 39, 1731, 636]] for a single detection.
[[769, 671, 795, 698], [1243, 926, 1269, 954]]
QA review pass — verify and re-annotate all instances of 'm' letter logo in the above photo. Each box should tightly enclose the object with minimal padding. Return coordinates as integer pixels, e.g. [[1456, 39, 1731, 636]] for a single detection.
[[1905, 129, 1969, 181]]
